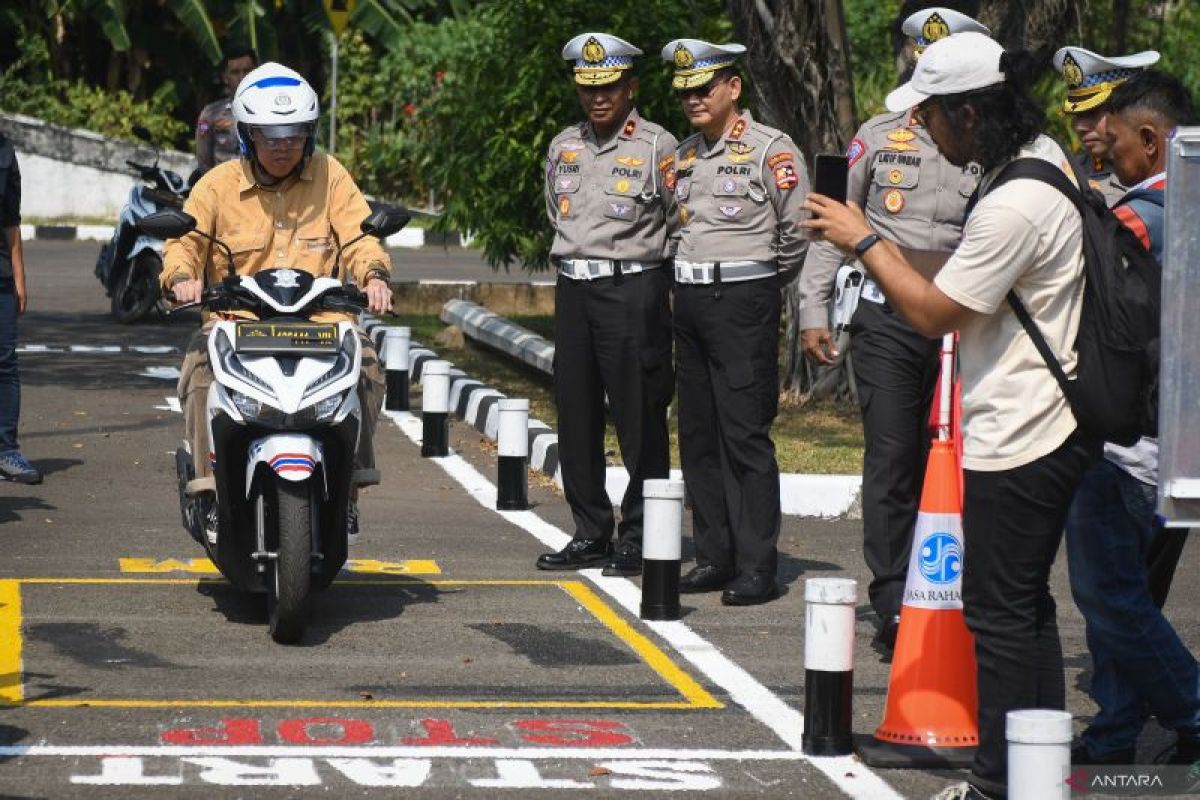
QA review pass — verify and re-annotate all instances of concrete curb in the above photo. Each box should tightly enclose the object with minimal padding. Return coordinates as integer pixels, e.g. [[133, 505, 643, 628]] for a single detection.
[[384, 309, 865, 519]]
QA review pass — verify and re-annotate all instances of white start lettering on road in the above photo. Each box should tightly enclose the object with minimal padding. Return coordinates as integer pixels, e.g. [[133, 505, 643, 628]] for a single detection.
[[68, 755, 730, 789]]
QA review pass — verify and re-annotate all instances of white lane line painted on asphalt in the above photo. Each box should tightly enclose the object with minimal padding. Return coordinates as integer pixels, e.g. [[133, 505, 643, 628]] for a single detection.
[[0, 746, 807, 760], [383, 410, 902, 800], [154, 397, 182, 413], [18, 344, 180, 355]]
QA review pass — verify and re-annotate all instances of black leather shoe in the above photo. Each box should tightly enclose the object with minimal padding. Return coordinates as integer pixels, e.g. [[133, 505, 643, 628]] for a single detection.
[[873, 615, 901, 653], [536, 538, 612, 570], [1072, 742, 1134, 765], [720, 573, 780, 606], [679, 564, 736, 593], [602, 540, 642, 577]]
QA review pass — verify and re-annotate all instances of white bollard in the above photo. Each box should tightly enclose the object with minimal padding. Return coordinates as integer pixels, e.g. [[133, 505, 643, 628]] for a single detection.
[[383, 327, 411, 411], [802, 577, 857, 756], [496, 398, 530, 510], [421, 359, 451, 457], [1007, 709, 1072, 800], [640, 479, 685, 620]]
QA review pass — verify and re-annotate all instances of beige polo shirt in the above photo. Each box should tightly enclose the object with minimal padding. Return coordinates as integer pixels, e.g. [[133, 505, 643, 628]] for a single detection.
[[934, 135, 1084, 471]]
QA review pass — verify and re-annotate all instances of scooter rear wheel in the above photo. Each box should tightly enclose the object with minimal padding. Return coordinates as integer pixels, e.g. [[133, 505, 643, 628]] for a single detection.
[[111, 251, 161, 323], [265, 476, 313, 644]]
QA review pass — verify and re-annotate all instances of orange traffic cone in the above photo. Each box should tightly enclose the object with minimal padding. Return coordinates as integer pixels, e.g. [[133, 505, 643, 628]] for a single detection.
[[859, 336, 978, 768]]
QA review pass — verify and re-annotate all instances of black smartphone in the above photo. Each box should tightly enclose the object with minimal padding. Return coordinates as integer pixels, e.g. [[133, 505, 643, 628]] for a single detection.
[[813, 153, 849, 205]]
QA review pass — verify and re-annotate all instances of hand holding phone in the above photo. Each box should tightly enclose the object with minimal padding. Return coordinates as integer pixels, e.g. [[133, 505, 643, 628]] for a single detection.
[[813, 154, 849, 205]]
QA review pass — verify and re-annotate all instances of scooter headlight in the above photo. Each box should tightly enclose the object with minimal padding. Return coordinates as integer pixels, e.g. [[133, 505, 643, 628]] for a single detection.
[[313, 390, 346, 421], [229, 389, 287, 425]]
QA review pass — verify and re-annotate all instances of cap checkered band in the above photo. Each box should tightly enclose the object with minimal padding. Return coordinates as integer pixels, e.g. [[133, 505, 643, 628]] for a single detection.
[[1079, 67, 1138, 88], [575, 55, 634, 70]]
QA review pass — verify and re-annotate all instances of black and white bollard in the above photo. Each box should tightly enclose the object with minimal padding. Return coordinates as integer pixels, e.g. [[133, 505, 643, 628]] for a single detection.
[[383, 326, 411, 411], [1007, 710, 1072, 800], [802, 577, 857, 756], [496, 398, 530, 510], [640, 479, 685, 620], [420, 359, 451, 458]]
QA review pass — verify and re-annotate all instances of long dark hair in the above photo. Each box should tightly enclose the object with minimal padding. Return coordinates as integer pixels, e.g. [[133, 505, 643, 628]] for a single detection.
[[937, 50, 1044, 172]]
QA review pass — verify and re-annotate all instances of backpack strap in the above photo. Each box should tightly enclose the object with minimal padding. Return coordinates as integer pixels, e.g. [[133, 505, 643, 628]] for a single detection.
[[1005, 289, 1075, 402], [982, 158, 1090, 405]]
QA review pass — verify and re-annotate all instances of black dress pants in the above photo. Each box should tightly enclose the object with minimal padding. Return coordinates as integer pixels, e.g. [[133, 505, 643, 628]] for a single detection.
[[961, 429, 1099, 798], [674, 278, 782, 576], [553, 267, 673, 544], [849, 298, 941, 622]]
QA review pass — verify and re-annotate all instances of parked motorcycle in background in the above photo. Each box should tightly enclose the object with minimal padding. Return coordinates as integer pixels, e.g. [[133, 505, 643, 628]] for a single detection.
[[94, 124, 194, 323]]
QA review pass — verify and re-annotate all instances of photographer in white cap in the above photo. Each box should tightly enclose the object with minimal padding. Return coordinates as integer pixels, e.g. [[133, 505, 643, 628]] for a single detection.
[[804, 31, 1096, 800]]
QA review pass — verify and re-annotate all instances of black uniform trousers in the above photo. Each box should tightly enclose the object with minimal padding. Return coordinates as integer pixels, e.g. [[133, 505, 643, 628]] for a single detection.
[[849, 298, 941, 622], [674, 277, 782, 577], [553, 267, 673, 545]]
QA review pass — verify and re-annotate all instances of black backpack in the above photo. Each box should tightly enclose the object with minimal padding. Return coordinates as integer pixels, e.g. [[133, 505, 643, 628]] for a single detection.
[[976, 158, 1162, 447]]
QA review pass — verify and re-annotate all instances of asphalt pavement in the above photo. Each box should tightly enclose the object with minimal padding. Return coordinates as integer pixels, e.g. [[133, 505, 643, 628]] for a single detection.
[[0, 240, 1195, 799]]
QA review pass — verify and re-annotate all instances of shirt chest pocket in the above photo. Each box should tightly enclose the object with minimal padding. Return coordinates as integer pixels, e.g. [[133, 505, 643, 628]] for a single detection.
[[297, 220, 332, 254], [712, 177, 750, 197], [875, 167, 919, 190], [604, 178, 643, 222]]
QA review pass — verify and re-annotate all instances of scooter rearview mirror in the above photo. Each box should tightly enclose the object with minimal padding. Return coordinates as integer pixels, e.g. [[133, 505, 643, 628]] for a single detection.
[[132, 125, 154, 143], [360, 204, 411, 240], [138, 209, 197, 240]]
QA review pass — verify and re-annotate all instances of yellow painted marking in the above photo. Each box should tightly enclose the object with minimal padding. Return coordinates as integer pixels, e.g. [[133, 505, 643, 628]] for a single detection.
[[1, 577, 722, 710], [560, 581, 723, 709], [118, 559, 442, 576], [119, 558, 219, 574], [345, 559, 441, 575], [0, 581, 22, 703]]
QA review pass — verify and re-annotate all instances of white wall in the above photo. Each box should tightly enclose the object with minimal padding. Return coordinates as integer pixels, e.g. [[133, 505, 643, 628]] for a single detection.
[[14, 150, 139, 219]]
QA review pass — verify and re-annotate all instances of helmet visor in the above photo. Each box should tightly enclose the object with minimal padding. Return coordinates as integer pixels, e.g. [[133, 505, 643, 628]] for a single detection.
[[249, 123, 314, 141]]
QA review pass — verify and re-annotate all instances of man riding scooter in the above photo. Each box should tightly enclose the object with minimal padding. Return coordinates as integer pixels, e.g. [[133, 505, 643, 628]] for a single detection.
[[162, 62, 394, 541]]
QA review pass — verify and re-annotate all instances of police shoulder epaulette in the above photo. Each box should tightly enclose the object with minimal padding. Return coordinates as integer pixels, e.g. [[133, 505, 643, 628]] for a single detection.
[[864, 108, 908, 134], [677, 131, 703, 154]]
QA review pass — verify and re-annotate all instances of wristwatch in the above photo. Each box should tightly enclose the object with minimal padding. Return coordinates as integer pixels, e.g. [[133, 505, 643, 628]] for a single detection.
[[362, 268, 390, 285], [853, 233, 882, 259]]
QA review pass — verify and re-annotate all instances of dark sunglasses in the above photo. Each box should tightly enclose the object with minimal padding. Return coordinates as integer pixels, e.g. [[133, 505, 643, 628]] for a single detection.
[[676, 77, 728, 100]]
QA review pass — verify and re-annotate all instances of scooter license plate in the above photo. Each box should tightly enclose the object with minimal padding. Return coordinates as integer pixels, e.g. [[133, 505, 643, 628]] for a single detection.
[[235, 322, 339, 354]]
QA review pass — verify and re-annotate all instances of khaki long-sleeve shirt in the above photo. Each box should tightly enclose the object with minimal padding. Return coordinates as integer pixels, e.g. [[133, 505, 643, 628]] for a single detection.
[[672, 111, 810, 279], [545, 108, 679, 262], [797, 109, 978, 329], [162, 153, 389, 318]]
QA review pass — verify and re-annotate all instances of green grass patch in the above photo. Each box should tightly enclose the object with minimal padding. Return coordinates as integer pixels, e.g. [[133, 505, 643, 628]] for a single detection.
[[392, 313, 865, 474]]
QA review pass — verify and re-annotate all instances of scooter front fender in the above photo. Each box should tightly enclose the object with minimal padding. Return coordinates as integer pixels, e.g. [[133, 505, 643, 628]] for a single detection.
[[245, 434, 326, 498]]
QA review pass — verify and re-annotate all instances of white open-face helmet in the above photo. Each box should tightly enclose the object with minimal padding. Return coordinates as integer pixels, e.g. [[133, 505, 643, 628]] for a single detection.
[[232, 62, 319, 161]]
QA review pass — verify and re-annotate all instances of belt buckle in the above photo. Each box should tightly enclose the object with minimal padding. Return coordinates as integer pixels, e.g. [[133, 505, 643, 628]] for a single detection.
[[692, 265, 707, 283], [588, 260, 602, 279]]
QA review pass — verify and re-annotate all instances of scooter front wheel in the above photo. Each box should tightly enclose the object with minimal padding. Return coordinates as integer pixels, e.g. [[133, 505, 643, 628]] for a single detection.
[[265, 475, 313, 644]]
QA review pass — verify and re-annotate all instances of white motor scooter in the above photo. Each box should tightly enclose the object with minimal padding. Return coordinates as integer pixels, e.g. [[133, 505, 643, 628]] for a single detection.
[[139, 205, 409, 643]]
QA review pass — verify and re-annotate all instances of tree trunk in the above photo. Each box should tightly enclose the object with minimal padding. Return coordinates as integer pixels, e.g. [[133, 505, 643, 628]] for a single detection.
[[728, 0, 857, 400], [977, 0, 1082, 70]]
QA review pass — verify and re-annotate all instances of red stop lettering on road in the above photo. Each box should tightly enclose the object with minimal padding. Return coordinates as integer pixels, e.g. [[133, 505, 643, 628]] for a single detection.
[[161, 718, 264, 745], [513, 719, 635, 747], [401, 718, 499, 746], [278, 717, 375, 745]]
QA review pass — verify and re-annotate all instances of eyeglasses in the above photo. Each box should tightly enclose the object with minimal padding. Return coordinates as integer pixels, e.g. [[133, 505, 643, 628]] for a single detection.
[[250, 132, 307, 150], [676, 78, 728, 100]]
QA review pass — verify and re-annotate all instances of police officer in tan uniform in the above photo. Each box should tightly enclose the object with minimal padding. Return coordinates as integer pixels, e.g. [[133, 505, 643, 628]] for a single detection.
[[798, 7, 987, 650], [196, 45, 258, 174], [664, 39, 808, 606], [534, 33, 678, 577], [1053, 46, 1160, 206]]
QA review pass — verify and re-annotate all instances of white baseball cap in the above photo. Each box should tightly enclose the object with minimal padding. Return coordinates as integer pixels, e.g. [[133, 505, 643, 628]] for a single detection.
[[886, 32, 1006, 112]]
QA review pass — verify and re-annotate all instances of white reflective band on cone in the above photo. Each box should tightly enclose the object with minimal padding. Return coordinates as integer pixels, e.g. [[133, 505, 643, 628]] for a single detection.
[[422, 360, 451, 414], [497, 399, 530, 457], [383, 327, 411, 370], [804, 578, 857, 673], [642, 479, 685, 560], [1007, 709, 1072, 800]]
